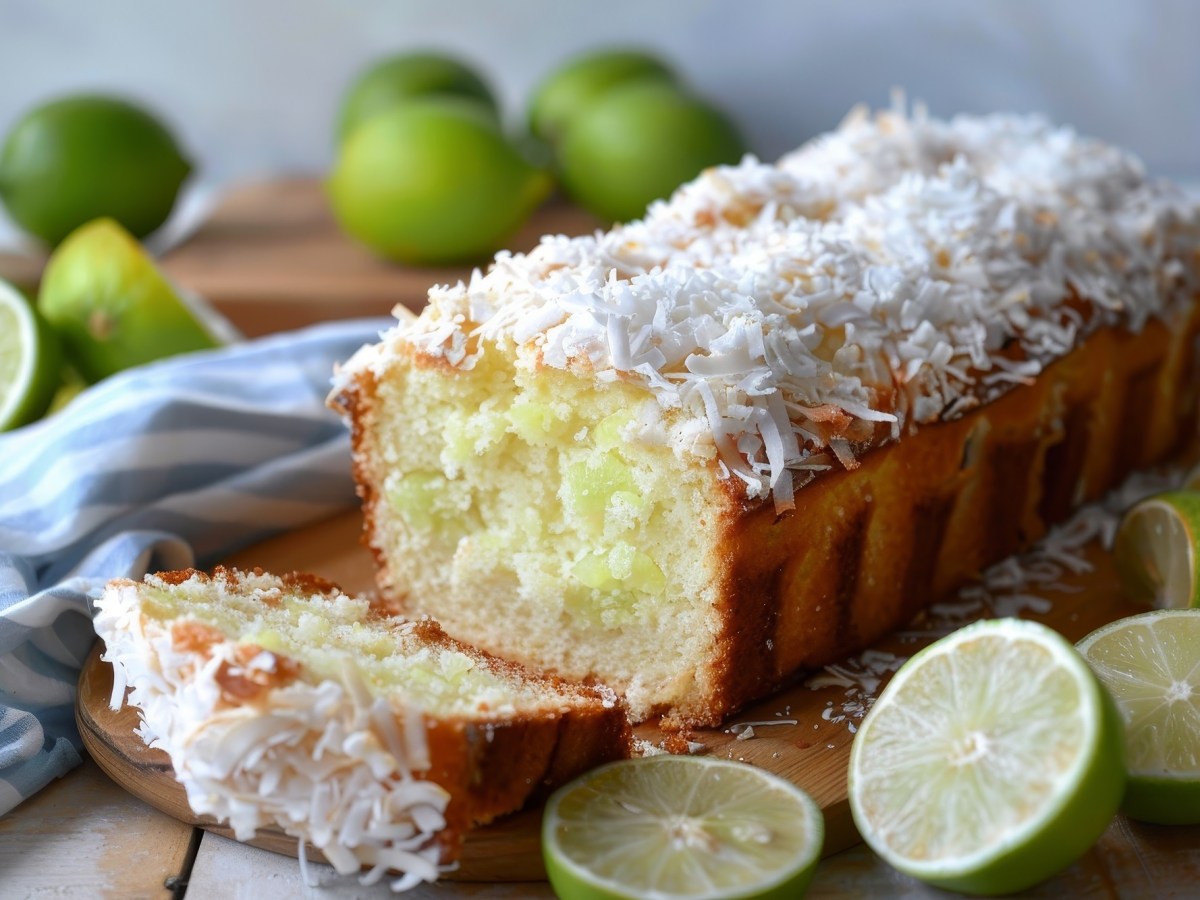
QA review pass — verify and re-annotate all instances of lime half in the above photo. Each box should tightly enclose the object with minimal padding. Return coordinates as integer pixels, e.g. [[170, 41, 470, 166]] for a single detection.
[[38, 218, 219, 382], [849, 619, 1125, 896], [543, 755, 824, 900], [0, 278, 61, 431], [1112, 492, 1200, 609], [1078, 609, 1200, 824]]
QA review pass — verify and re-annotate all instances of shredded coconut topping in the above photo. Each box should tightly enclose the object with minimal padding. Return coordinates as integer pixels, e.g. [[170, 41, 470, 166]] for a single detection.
[[363, 100, 1199, 508], [94, 583, 449, 893]]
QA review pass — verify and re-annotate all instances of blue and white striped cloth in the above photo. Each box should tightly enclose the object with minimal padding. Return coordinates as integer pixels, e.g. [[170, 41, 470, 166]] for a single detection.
[[0, 318, 386, 815]]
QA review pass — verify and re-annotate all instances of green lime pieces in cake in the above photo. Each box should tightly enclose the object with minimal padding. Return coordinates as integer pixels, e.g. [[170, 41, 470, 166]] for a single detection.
[[0, 278, 62, 431], [1077, 609, 1200, 825], [849, 618, 1125, 896], [1112, 492, 1200, 609], [542, 756, 824, 900]]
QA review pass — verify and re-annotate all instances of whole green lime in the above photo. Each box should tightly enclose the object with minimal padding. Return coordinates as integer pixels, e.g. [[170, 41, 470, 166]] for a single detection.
[[0, 95, 191, 246], [328, 98, 553, 265], [558, 80, 745, 223], [528, 48, 675, 145], [336, 52, 497, 143], [39, 218, 219, 382]]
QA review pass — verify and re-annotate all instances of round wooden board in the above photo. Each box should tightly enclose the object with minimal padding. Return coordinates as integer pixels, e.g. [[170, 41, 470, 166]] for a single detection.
[[75, 508, 1145, 881]]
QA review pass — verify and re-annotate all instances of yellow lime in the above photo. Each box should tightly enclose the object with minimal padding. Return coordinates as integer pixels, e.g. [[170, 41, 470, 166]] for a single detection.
[[558, 81, 745, 223], [849, 619, 1125, 896], [38, 218, 219, 382], [1112, 492, 1200, 609], [542, 755, 824, 900], [336, 51, 498, 143], [0, 278, 62, 431], [328, 98, 552, 265], [528, 48, 675, 145], [1078, 609, 1200, 824], [0, 94, 190, 246]]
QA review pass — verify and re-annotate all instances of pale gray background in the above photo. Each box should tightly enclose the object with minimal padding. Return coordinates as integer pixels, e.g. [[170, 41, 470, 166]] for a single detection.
[[1, 0, 1198, 184]]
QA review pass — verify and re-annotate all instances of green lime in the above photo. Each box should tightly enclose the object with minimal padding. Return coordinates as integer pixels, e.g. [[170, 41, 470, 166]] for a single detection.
[[0, 94, 190, 246], [336, 51, 497, 143], [0, 278, 62, 431], [542, 755, 824, 900], [38, 218, 219, 382], [849, 619, 1125, 896], [1112, 492, 1200, 609], [1078, 609, 1200, 824], [528, 48, 675, 145], [328, 98, 552, 265], [558, 81, 745, 223]]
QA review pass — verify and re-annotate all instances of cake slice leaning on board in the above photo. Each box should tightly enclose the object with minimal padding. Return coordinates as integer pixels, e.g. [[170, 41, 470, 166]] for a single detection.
[[93, 568, 630, 891], [331, 103, 1200, 728]]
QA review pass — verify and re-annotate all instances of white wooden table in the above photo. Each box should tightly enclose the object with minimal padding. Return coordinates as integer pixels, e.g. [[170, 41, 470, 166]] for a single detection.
[[2, 754, 1196, 899]]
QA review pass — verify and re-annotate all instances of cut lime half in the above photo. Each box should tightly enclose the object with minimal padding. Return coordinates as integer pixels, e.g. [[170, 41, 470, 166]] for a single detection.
[[543, 755, 824, 900], [1112, 492, 1200, 609], [1078, 609, 1200, 824], [849, 618, 1124, 896], [38, 218, 219, 382], [0, 278, 61, 431]]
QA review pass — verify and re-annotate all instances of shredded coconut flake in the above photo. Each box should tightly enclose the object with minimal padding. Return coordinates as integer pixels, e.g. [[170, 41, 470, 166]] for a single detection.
[[94, 585, 450, 893], [358, 103, 1199, 509]]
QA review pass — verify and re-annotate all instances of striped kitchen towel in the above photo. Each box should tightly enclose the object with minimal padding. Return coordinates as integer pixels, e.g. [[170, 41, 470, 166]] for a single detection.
[[0, 317, 387, 815]]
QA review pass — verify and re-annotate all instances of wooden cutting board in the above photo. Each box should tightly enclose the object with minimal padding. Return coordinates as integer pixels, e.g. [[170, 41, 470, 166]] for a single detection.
[[75, 507, 1155, 882]]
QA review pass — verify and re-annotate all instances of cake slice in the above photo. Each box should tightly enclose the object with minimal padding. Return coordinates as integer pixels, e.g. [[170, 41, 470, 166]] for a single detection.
[[93, 567, 630, 891], [331, 105, 1200, 728]]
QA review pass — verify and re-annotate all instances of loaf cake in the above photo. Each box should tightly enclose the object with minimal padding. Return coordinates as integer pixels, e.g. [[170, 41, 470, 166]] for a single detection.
[[331, 103, 1200, 728], [93, 568, 630, 890]]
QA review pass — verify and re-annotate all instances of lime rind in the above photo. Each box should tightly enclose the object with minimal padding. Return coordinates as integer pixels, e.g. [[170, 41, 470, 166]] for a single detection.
[[1077, 608, 1200, 825], [38, 218, 219, 382], [849, 618, 1125, 895], [543, 755, 824, 900]]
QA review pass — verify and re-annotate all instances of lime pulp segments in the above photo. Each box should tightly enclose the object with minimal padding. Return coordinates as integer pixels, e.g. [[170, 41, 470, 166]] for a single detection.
[[543, 755, 824, 900], [1113, 492, 1200, 609], [0, 278, 61, 430], [1078, 609, 1200, 824], [849, 618, 1125, 896]]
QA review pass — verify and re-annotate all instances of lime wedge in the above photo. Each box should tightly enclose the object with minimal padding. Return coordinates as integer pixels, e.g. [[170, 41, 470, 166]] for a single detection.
[[1078, 609, 1200, 824], [542, 756, 824, 900], [849, 619, 1125, 896], [1112, 492, 1200, 609], [38, 218, 219, 382], [0, 278, 62, 431]]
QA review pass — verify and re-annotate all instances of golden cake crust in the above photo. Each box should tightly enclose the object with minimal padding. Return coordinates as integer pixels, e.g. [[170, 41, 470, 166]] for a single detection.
[[334, 300, 1200, 729]]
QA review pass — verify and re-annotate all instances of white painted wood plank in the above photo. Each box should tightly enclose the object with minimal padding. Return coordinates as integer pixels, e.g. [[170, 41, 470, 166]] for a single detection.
[[186, 832, 554, 899], [0, 757, 195, 900]]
